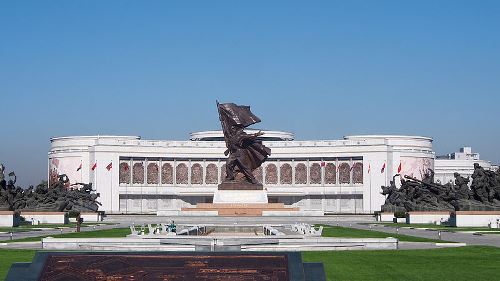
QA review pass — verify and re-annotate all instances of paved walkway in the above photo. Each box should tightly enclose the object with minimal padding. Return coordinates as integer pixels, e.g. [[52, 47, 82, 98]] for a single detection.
[[2, 215, 499, 249], [336, 222, 500, 248], [0, 223, 125, 242]]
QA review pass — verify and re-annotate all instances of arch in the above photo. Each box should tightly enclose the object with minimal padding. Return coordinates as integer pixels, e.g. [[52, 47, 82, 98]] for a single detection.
[[132, 162, 144, 184], [220, 164, 227, 183], [265, 164, 278, 184], [176, 163, 188, 184], [339, 163, 351, 184], [310, 163, 322, 184], [161, 163, 173, 184], [280, 163, 292, 184], [191, 163, 203, 185], [252, 166, 263, 184], [295, 163, 307, 184], [325, 163, 336, 184], [352, 162, 363, 184], [205, 164, 218, 184], [147, 163, 159, 184], [119, 162, 130, 184]]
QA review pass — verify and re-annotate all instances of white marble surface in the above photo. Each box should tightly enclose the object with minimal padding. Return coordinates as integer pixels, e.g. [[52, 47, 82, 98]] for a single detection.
[[213, 190, 268, 204]]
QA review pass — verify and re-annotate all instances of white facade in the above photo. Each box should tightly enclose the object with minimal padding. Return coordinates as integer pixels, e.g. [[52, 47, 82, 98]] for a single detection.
[[48, 132, 440, 215], [434, 147, 495, 185]]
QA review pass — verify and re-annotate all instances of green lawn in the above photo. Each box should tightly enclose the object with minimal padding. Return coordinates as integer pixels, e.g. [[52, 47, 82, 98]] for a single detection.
[[1, 246, 498, 281], [0, 249, 36, 280], [303, 246, 500, 281], [5, 228, 130, 243], [320, 225, 447, 243]]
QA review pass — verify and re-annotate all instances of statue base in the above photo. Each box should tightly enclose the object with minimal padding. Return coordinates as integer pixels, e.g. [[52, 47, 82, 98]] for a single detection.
[[213, 189, 268, 204], [218, 181, 263, 190]]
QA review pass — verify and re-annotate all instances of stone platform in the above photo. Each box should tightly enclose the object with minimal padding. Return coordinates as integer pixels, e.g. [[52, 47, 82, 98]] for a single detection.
[[450, 211, 500, 227], [181, 203, 300, 216], [406, 211, 452, 224], [218, 181, 263, 190]]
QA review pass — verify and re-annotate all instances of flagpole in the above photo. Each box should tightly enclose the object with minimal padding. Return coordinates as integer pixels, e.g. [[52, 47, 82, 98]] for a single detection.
[[110, 160, 113, 213], [369, 161, 372, 213]]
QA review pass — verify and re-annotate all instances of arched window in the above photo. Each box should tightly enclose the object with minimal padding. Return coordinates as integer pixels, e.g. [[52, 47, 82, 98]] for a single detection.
[[119, 162, 130, 184], [176, 163, 188, 184], [191, 163, 203, 185], [220, 164, 227, 183], [339, 163, 351, 184], [253, 166, 263, 184], [132, 162, 144, 184], [265, 164, 278, 184], [280, 164, 292, 184], [205, 164, 218, 184], [310, 163, 322, 184], [352, 162, 363, 184], [161, 163, 173, 184], [147, 163, 159, 184], [325, 163, 336, 184], [295, 163, 307, 184]]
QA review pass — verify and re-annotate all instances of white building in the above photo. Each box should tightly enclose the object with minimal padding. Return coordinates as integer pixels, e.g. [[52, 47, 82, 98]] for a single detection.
[[434, 147, 495, 185], [48, 131, 441, 215]]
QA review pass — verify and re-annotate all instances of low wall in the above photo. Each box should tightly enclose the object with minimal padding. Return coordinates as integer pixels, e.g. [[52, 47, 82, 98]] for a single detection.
[[377, 212, 394, 222], [21, 212, 67, 224], [41, 237, 398, 251], [0, 211, 19, 227], [406, 211, 451, 224], [450, 211, 500, 227], [81, 212, 101, 222]]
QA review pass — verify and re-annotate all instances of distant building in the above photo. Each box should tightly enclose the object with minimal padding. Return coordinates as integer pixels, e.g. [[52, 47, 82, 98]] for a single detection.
[[48, 133, 495, 215], [434, 147, 495, 185]]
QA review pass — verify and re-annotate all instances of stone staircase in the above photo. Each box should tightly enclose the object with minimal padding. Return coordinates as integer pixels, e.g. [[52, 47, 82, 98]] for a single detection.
[[181, 203, 300, 216]]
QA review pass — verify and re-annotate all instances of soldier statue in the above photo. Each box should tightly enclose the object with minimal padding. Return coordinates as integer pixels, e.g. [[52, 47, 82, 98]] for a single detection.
[[217, 102, 271, 186]]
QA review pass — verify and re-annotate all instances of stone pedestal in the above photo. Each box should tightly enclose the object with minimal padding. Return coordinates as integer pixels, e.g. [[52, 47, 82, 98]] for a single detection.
[[213, 190, 268, 204], [21, 212, 68, 225], [450, 211, 500, 227], [218, 181, 263, 190], [0, 211, 20, 227], [406, 211, 451, 224]]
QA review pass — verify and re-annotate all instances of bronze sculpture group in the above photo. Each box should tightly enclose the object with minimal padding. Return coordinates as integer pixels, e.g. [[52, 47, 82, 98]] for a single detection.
[[0, 164, 100, 212], [381, 164, 500, 212], [217, 102, 271, 186]]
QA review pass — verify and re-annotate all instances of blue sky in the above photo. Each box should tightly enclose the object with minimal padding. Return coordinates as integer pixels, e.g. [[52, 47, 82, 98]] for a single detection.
[[1, 1, 499, 187]]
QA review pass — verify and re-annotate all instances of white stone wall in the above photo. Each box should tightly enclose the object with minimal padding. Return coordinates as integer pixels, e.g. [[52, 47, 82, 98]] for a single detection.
[[434, 159, 494, 185], [49, 134, 435, 214]]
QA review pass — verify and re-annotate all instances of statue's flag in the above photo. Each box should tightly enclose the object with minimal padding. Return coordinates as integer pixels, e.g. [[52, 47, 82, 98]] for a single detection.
[[381, 162, 386, 174], [91, 162, 97, 171], [397, 162, 402, 174], [76, 163, 82, 172], [106, 162, 112, 171], [217, 102, 261, 128]]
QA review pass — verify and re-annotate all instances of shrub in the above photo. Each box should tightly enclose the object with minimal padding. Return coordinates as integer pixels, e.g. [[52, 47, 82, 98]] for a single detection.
[[394, 211, 407, 218], [67, 210, 80, 218]]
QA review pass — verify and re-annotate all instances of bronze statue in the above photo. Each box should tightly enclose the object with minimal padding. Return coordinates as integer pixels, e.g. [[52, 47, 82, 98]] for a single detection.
[[0, 164, 101, 212], [381, 165, 500, 212], [217, 102, 271, 186]]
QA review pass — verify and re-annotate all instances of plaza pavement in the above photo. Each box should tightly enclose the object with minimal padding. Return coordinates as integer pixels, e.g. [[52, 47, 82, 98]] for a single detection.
[[0, 222, 126, 242], [337, 221, 500, 248], [1, 215, 499, 249]]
